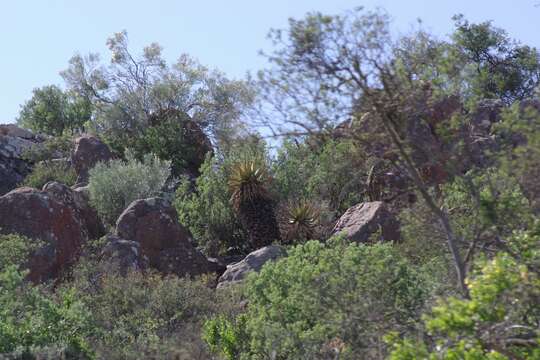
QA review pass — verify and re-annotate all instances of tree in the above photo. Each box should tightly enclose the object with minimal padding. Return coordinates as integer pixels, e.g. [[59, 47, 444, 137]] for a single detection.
[[253, 9, 540, 296], [451, 15, 540, 104], [17, 85, 91, 136], [60, 31, 254, 160]]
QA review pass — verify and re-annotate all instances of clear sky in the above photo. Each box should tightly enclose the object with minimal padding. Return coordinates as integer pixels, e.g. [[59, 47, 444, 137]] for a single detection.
[[0, 0, 538, 123]]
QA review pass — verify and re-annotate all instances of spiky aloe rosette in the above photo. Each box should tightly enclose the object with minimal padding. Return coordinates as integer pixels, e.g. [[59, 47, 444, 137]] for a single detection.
[[228, 160, 281, 249]]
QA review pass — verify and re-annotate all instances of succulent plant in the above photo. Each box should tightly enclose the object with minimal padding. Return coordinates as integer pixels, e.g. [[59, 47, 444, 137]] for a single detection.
[[228, 160, 280, 249]]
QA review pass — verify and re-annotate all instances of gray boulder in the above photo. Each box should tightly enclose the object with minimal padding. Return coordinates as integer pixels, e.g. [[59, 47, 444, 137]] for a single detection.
[[217, 245, 286, 288], [332, 201, 400, 243], [0, 124, 41, 195]]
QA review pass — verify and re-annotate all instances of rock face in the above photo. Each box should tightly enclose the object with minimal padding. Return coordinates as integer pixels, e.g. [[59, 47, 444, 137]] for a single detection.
[[115, 197, 224, 277], [332, 202, 400, 243], [217, 245, 286, 288], [0, 124, 42, 195], [100, 234, 149, 275], [0, 186, 87, 281], [71, 135, 114, 185], [43, 182, 105, 240]]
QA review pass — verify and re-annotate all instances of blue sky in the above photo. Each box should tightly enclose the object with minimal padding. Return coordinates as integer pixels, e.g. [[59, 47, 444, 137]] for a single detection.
[[1, 0, 538, 123]]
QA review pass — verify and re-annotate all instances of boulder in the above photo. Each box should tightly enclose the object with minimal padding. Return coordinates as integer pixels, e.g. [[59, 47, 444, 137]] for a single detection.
[[115, 197, 224, 277], [0, 124, 41, 195], [0, 124, 35, 139], [332, 201, 400, 243], [100, 234, 149, 275], [0, 186, 87, 281], [43, 182, 105, 240], [71, 135, 114, 185], [217, 245, 286, 289]]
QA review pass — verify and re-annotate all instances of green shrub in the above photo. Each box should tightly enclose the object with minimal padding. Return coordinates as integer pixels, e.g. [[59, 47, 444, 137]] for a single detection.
[[88, 152, 170, 226], [21, 161, 77, 189], [204, 238, 428, 359], [66, 259, 241, 359], [0, 267, 94, 358], [387, 252, 540, 359], [174, 138, 267, 256], [273, 139, 366, 213], [0, 233, 42, 270]]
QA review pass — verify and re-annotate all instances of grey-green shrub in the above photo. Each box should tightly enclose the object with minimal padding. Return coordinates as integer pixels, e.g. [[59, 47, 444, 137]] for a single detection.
[[88, 152, 170, 226]]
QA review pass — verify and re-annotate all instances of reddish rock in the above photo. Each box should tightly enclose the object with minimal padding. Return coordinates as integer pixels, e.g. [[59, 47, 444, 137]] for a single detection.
[[0, 187, 86, 281], [100, 234, 149, 275], [71, 135, 114, 184], [332, 201, 400, 243], [116, 197, 224, 277], [43, 182, 105, 240]]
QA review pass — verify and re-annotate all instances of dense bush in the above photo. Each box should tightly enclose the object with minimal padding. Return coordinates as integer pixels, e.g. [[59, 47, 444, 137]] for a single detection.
[[0, 233, 94, 359], [175, 155, 246, 256], [174, 139, 267, 255], [273, 139, 367, 216], [204, 238, 428, 359], [87, 152, 170, 226], [64, 257, 242, 360], [17, 85, 92, 136], [388, 229, 540, 359], [21, 161, 77, 189]]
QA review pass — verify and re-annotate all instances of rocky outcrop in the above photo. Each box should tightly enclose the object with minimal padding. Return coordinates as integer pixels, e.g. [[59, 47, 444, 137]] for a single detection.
[[115, 197, 224, 277], [71, 135, 114, 185], [43, 182, 105, 240], [0, 124, 42, 195], [0, 186, 87, 281], [217, 245, 286, 288], [100, 234, 149, 275], [332, 201, 400, 243]]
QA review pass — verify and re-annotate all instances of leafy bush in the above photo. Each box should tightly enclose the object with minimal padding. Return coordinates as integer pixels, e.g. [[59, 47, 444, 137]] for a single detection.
[[66, 259, 241, 360], [17, 85, 92, 136], [0, 268, 95, 358], [273, 139, 366, 213], [0, 233, 42, 270], [88, 152, 170, 226], [204, 238, 428, 359], [175, 139, 266, 256], [22, 161, 77, 189], [387, 250, 540, 359], [175, 156, 246, 256], [0, 233, 94, 359]]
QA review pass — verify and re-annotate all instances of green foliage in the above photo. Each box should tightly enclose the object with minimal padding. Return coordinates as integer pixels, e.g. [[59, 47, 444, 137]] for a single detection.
[[203, 315, 249, 360], [22, 161, 77, 189], [17, 85, 92, 136], [21, 134, 77, 188], [451, 15, 540, 104], [175, 154, 246, 256], [204, 239, 427, 359], [88, 152, 170, 226], [0, 233, 42, 270], [174, 139, 267, 255], [66, 258, 241, 359], [388, 244, 540, 359], [61, 31, 253, 157], [132, 113, 211, 177], [0, 267, 95, 358], [273, 139, 366, 217]]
